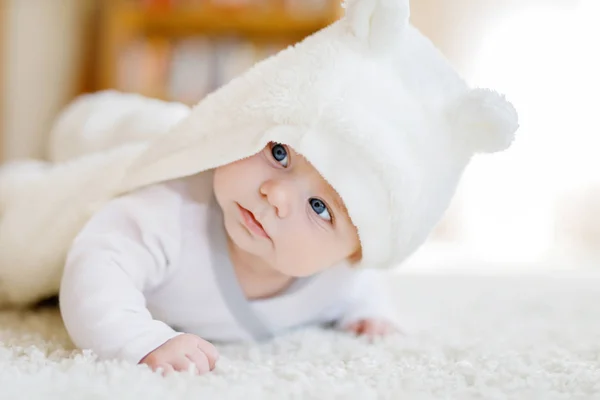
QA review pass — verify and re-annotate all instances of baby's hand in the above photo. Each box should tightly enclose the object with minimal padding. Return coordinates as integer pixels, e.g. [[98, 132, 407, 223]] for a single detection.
[[139, 333, 219, 376], [343, 318, 400, 339]]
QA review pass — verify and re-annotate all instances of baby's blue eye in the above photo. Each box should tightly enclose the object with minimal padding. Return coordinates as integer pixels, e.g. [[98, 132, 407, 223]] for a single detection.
[[271, 144, 288, 167], [309, 198, 331, 221]]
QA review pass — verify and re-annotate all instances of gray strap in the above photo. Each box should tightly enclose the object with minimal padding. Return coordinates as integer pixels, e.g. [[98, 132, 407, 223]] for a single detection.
[[207, 198, 274, 341]]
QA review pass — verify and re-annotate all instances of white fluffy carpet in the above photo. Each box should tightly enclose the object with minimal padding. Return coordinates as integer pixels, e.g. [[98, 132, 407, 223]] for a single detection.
[[1, 272, 599, 399]]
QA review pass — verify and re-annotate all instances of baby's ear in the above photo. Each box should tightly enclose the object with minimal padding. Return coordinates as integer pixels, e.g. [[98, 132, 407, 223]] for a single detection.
[[343, 0, 410, 53], [347, 246, 363, 266], [449, 88, 519, 153]]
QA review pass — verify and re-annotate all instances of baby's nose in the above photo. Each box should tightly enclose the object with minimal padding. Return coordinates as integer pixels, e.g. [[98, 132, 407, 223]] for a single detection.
[[260, 180, 294, 218]]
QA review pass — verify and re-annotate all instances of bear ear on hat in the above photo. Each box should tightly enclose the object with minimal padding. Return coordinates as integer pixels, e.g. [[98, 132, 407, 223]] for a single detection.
[[449, 88, 519, 154], [343, 0, 410, 53]]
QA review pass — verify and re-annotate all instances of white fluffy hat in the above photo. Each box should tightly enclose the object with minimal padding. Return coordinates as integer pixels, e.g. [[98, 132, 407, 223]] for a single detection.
[[120, 0, 519, 269]]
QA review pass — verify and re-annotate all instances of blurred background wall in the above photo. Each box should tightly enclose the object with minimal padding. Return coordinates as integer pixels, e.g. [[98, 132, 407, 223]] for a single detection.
[[0, 0, 598, 272], [1, 0, 93, 161]]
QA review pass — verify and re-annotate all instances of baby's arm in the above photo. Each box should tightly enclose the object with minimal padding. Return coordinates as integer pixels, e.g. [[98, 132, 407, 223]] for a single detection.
[[60, 220, 178, 364], [59, 185, 216, 373], [336, 269, 401, 337]]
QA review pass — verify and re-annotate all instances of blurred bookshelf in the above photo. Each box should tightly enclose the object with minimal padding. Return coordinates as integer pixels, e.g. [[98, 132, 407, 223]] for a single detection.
[[94, 0, 343, 105]]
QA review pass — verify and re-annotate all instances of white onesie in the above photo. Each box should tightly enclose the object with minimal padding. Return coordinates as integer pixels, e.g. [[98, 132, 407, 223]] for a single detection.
[[59, 171, 397, 364]]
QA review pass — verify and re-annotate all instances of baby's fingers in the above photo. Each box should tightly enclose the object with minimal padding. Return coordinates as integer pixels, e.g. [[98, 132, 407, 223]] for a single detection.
[[186, 349, 211, 375], [168, 354, 198, 374], [196, 339, 219, 370], [362, 320, 390, 336], [156, 363, 175, 377], [344, 321, 366, 335]]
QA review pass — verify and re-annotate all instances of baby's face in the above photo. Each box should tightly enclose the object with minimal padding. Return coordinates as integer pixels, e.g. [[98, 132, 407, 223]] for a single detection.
[[213, 143, 359, 277]]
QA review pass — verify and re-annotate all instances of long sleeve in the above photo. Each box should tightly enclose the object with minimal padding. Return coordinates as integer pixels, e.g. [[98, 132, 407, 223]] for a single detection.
[[59, 184, 184, 364], [335, 268, 400, 329]]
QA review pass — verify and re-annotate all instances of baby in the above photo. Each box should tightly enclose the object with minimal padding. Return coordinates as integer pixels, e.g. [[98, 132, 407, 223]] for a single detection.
[[60, 142, 399, 375], [0, 0, 517, 377]]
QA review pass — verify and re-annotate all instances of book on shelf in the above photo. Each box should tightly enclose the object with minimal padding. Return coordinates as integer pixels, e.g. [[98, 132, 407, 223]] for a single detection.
[[104, 0, 340, 102], [116, 35, 289, 104]]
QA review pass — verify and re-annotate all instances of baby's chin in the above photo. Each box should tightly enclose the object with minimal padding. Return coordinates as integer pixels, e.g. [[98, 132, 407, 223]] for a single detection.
[[270, 261, 327, 278], [228, 232, 325, 277]]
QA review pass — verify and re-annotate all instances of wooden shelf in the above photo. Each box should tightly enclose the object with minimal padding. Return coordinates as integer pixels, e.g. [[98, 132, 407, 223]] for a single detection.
[[94, 0, 343, 102], [115, 2, 341, 36]]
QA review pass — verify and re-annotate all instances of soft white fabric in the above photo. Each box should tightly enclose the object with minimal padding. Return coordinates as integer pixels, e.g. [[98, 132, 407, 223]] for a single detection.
[[60, 171, 397, 364], [0, 0, 518, 308], [47, 90, 191, 163], [1, 272, 598, 399], [0, 91, 191, 307], [115, 0, 519, 272]]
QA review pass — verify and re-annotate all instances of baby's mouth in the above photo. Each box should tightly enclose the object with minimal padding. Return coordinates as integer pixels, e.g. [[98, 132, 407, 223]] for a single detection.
[[249, 210, 264, 229], [237, 204, 270, 239]]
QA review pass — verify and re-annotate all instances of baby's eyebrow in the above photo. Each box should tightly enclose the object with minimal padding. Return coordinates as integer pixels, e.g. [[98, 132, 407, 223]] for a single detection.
[[326, 187, 347, 215], [331, 195, 344, 212]]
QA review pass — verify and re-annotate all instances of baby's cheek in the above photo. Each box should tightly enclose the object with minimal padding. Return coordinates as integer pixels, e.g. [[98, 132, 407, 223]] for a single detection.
[[276, 245, 318, 277], [273, 225, 331, 274]]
